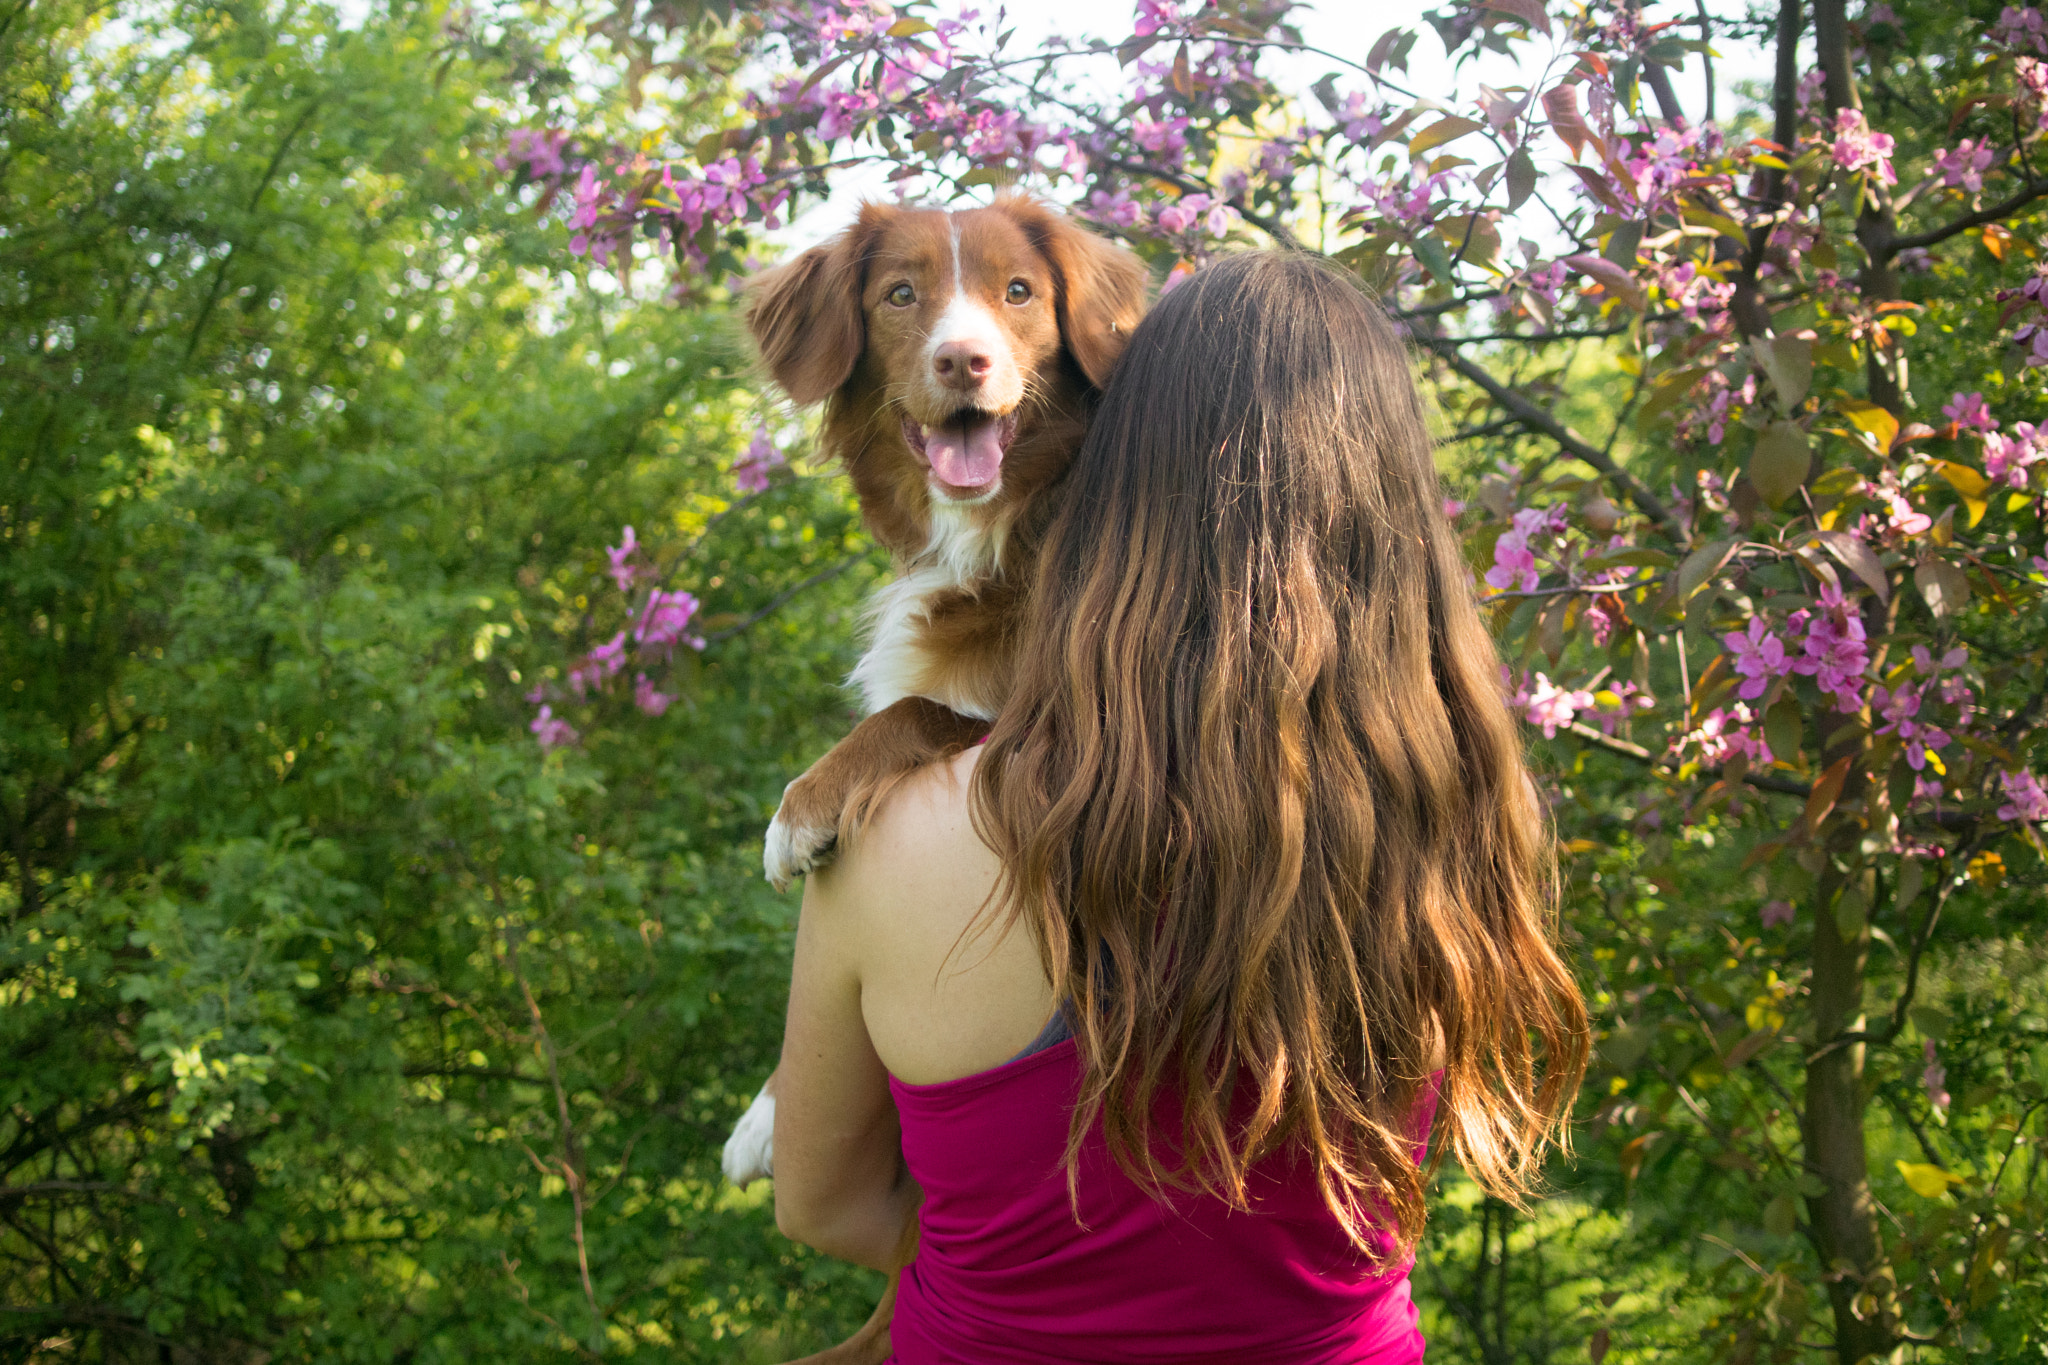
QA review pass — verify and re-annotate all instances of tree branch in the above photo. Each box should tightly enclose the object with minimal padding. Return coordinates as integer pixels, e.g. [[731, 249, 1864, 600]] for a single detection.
[[1420, 339, 1687, 539], [1887, 177, 2048, 255]]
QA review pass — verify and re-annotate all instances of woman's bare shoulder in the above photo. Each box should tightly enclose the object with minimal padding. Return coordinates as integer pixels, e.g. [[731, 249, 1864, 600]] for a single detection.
[[822, 746, 998, 920]]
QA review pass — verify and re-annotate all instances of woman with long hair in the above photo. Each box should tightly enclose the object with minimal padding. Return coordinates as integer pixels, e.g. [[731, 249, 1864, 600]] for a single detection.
[[772, 251, 1588, 1363]]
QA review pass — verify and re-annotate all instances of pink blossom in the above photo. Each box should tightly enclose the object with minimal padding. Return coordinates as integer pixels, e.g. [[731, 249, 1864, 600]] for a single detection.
[[1584, 680, 1655, 735], [1829, 108, 1897, 186], [1760, 899, 1795, 930], [633, 673, 673, 717], [501, 128, 570, 180], [1933, 139, 1995, 193], [1912, 643, 1970, 676], [1994, 4, 2048, 52], [1084, 187, 1143, 229], [734, 425, 785, 493], [1133, 0, 1184, 36], [606, 526, 641, 592], [1443, 497, 1467, 519], [636, 589, 703, 653], [1337, 91, 1386, 144], [568, 631, 629, 696], [1583, 598, 1617, 647], [530, 705, 579, 750], [1922, 1039, 1950, 1112], [1691, 703, 1773, 766], [1723, 618, 1790, 700], [1941, 391, 1997, 432], [2020, 57, 2048, 129], [1983, 421, 2047, 487], [1131, 115, 1190, 162], [1516, 672, 1594, 738], [1872, 472, 1932, 537], [1484, 506, 1566, 593], [1154, 193, 1235, 242], [1998, 768, 2048, 822], [1787, 583, 1870, 713]]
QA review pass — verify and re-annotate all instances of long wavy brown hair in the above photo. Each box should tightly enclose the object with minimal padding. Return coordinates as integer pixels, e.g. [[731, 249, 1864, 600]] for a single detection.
[[970, 251, 1588, 1256]]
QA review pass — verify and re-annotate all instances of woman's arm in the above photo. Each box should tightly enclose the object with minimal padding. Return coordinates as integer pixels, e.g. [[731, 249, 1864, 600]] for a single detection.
[[771, 854, 920, 1271]]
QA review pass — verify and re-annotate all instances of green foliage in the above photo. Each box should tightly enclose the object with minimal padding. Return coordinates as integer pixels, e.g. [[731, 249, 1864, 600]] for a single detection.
[[1, 0, 884, 1356]]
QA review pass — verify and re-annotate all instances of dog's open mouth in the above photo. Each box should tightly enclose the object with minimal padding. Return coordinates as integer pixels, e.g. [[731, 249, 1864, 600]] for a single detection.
[[902, 410, 1018, 497]]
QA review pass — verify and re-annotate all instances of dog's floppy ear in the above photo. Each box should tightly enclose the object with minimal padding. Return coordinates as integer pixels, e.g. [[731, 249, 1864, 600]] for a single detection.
[[742, 206, 890, 405], [1000, 196, 1149, 390]]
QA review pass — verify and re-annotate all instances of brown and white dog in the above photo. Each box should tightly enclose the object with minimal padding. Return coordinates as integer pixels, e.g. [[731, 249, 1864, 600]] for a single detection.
[[741, 194, 1146, 897], [720, 197, 1146, 1357]]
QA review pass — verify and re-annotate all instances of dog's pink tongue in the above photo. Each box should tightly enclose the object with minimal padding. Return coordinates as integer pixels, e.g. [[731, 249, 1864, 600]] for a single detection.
[[926, 418, 1003, 489]]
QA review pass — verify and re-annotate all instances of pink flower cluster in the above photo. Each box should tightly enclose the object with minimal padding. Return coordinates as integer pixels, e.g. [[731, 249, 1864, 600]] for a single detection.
[[1829, 108, 1897, 185], [1617, 125, 1725, 220], [1784, 583, 1872, 713], [1983, 422, 2048, 487], [1999, 768, 2048, 822], [1690, 702, 1773, 767], [1724, 618, 1789, 700], [2018, 57, 2048, 130], [1154, 192, 1236, 243], [1933, 139, 1995, 193], [528, 526, 705, 748], [1658, 260, 1736, 325], [1513, 672, 1594, 738], [1994, 4, 2048, 53], [734, 425, 786, 493], [1867, 470, 1932, 539], [1870, 679, 1951, 771], [499, 128, 570, 181], [1485, 505, 1568, 592], [1942, 391, 1996, 432]]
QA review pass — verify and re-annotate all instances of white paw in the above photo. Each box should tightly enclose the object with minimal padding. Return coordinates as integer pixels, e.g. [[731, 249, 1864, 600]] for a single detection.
[[763, 787, 836, 891], [722, 1088, 777, 1186]]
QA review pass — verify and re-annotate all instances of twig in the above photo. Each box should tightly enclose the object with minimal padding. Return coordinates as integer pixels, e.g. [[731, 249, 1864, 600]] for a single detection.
[[1420, 339, 1687, 539], [1886, 177, 2048, 256], [701, 554, 864, 645]]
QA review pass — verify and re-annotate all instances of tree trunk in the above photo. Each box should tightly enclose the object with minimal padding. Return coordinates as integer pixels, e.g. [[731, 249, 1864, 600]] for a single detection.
[[1801, 880, 1896, 1362]]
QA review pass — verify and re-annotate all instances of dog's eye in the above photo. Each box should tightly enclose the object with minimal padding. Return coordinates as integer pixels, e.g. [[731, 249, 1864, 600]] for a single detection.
[[1005, 280, 1032, 305], [886, 283, 916, 307]]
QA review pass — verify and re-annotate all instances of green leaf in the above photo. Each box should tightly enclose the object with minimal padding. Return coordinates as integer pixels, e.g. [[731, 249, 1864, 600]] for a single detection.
[[1411, 232, 1456, 287], [1752, 334, 1812, 412], [1409, 116, 1484, 156], [1915, 557, 1970, 617], [1764, 1192, 1799, 1237], [1749, 421, 1811, 509], [1814, 530, 1890, 601], [1602, 218, 1644, 266], [1677, 537, 1737, 601], [886, 17, 934, 35], [1505, 146, 1537, 210], [1764, 698, 1802, 762]]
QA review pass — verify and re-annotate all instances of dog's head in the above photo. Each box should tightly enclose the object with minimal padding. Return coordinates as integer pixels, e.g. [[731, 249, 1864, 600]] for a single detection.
[[744, 196, 1147, 549]]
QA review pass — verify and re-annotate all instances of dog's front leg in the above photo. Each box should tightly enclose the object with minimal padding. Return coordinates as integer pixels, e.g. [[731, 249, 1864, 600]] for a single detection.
[[763, 695, 990, 890], [721, 1072, 779, 1186]]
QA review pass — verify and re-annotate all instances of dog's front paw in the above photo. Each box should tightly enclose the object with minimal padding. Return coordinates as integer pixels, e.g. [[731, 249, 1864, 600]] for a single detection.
[[722, 1087, 777, 1186], [764, 780, 838, 891]]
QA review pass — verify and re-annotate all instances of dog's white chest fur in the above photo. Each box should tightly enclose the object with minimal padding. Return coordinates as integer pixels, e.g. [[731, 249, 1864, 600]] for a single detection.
[[847, 502, 1006, 721]]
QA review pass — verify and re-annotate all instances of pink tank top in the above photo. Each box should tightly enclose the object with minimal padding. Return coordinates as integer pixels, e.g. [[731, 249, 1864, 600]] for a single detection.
[[886, 1039, 1439, 1364]]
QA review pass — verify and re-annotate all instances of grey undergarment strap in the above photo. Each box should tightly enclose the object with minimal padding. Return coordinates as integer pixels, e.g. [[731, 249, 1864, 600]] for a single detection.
[[1009, 1002, 1074, 1062]]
